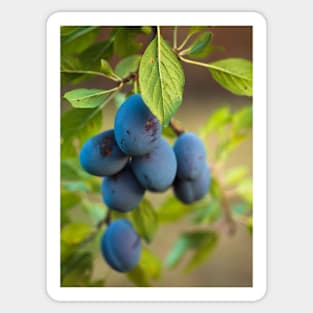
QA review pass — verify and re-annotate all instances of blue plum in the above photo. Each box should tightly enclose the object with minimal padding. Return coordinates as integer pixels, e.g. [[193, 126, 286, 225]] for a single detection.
[[173, 132, 207, 180], [79, 129, 128, 176], [101, 165, 145, 212], [114, 94, 161, 156], [173, 166, 211, 204], [131, 138, 177, 192], [101, 219, 141, 272]]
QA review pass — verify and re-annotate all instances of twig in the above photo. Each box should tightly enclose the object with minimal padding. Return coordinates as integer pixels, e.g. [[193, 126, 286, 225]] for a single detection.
[[120, 72, 137, 84], [78, 209, 111, 246], [210, 164, 237, 236], [220, 189, 237, 235]]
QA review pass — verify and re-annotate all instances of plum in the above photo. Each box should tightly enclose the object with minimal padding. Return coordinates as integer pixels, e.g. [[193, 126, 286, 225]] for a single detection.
[[101, 165, 145, 212], [101, 219, 141, 272], [114, 94, 161, 156], [79, 129, 128, 176], [173, 132, 207, 180], [131, 138, 177, 192], [173, 166, 211, 204]]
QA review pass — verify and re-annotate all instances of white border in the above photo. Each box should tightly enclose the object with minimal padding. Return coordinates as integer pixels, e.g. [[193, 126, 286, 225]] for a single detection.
[[46, 11, 267, 302]]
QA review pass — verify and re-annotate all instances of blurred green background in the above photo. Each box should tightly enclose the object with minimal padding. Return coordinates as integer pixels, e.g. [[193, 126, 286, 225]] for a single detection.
[[61, 26, 252, 287]]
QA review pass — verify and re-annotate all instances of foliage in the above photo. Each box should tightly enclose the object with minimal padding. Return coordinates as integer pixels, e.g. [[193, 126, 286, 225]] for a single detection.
[[60, 26, 253, 287]]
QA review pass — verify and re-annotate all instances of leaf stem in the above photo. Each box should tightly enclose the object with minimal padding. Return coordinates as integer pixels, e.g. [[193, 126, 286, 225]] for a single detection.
[[173, 26, 178, 49], [157, 25, 161, 41], [177, 33, 193, 51], [179, 56, 213, 69], [61, 69, 120, 82]]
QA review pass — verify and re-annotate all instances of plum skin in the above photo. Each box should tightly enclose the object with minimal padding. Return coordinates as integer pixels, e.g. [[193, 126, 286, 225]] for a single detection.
[[79, 129, 128, 176], [101, 219, 141, 272], [131, 138, 177, 192], [174, 166, 211, 204], [101, 165, 145, 212], [173, 132, 207, 180], [114, 94, 161, 156]]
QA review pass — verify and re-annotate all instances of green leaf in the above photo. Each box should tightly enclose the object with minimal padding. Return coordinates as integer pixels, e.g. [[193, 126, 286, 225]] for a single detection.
[[129, 199, 158, 243], [166, 231, 217, 270], [232, 106, 253, 134], [216, 133, 247, 161], [127, 247, 161, 286], [61, 26, 80, 37], [237, 178, 253, 204], [62, 181, 90, 192], [186, 32, 213, 58], [192, 199, 221, 224], [100, 59, 115, 77], [115, 55, 141, 78], [113, 27, 143, 57], [61, 210, 71, 226], [80, 40, 113, 69], [141, 26, 152, 34], [208, 58, 253, 96], [225, 166, 248, 186], [188, 26, 208, 35], [209, 176, 221, 198], [139, 32, 185, 126], [61, 140, 77, 159], [61, 223, 93, 245], [61, 107, 102, 144], [232, 202, 250, 215], [162, 125, 177, 138], [127, 265, 150, 287], [61, 252, 93, 286], [140, 248, 162, 279], [199, 107, 232, 137], [82, 200, 106, 225], [61, 189, 81, 210], [61, 160, 80, 180], [157, 196, 194, 223], [114, 92, 127, 108], [61, 26, 99, 55], [183, 232, 218, 273], [64, 88, 112, 109]]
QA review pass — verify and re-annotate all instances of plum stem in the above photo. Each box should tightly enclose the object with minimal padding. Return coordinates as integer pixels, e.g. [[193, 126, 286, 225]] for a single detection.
[[104, 209, 112, 225], [169, 119, 185, 136]]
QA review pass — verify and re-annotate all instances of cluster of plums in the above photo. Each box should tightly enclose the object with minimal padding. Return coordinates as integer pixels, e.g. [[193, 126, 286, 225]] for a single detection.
[[79, 94, 211, 272]]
